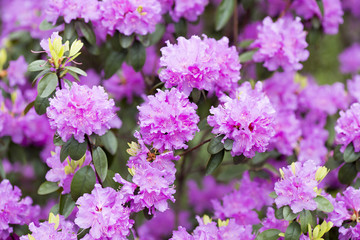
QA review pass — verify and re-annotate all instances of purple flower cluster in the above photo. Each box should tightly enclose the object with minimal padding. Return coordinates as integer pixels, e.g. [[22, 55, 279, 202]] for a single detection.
[[251, 16, 309, 71], [138, 88, 199, 152], [339, 43, 360, 74], [47, 83, 121, 143], [0, 180, 40, 239], [328, 187, 360, 240], [171, 216, 255, 240], [170, 0, 209, 22], [335, 103, 360, 152], [159, 35, 241, 96], [7, 56, 27, 88], [208, 82, 276, 158], [274, 160, 325, 213], [322, 0, 344, 35], [75, 184, 134, 239]]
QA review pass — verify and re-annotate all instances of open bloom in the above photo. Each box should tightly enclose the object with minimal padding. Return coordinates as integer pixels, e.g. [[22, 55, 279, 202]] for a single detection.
[[251, 16, 309, 71], [138, 88, 199, 152], [47, 83, 120, 143], [208, 82, 276, 158]]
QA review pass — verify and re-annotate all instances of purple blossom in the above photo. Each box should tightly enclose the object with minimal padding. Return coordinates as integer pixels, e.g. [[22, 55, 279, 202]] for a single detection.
[[347, 75, 360, 103], [159, 35, 241, 96], [342, 0, 360, 17], [0, 180, 40, 239], [45, 146, 92, 194], [335, 103, 360, 152], [291, 0, 321, 19], [75, 184, 134, 239], [238, 21, 260, 42], [7, 56, 27, 87], [274, 160, 322, 213], [260, 207, 288, 233], [170, 0, 209, 22], [251, 16, 309, 71], [103, 63, 145, 103], [208, 82, 276, 158], [47, 83, 120, 143], [322, 0, 344, 35], [339, 43, 360, 74], [99, 0, 162, 36], [138, 88, 199, 152]]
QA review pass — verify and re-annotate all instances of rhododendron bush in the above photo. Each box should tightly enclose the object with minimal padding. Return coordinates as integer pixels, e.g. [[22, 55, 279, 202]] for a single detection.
[[1, 0, 360, 239]]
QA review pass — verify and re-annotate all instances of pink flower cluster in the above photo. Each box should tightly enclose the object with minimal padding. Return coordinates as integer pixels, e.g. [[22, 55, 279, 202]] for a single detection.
[[160, 35, 241, 96], [252, 16, 309, 71], [47, 83, 121, 143]]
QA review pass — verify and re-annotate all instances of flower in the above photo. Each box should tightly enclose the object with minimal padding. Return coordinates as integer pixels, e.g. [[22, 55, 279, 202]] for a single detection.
[[208, 82, 276, 158], [47, 82, 120, 143], [274, 161, 328, 213], [335, 103, 360, 152], [170, 0, 209, 22], [138, 88, 199, 152], [0, 180, 40, 239], [251, 16, 309, 71], [322, 0, 344, 35], [347, 75, 360, 103], [7, 56, 27, 87], [75, 184, 134, 239], [339, 43, 360, 74], [159, 35, 241, 96]]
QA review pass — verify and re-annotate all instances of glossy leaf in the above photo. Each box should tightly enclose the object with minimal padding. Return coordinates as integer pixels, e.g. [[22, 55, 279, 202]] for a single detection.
[[38, 181, 60, 195], [119, 35, 134, 48], [23, 101, 35, 115], [283, 206, 298, 221], [239, 50, 256, 63], [215, 0, 236, 31], [207, 135, 225, 154], [34, 95, 50, 115], [255, 229, 281, 240], [28, 60, 50, 72], [93, 146, 108, 182], [70, 166, 96, 201], [206, 149, 225, 175], [338, 163, 357, 185], [98, 131, 118, 155], [75, 21, 96, 45], [126, 41, 146, 72], [37, 73, 58, 98], [60, 136, 87, 162], [343, 144, 360, 163], [65, 66, 87, 76], [284, 222, 301, 240], [299, 210, 316, 233], [314, 195, 334, 213], [59, 194, 76, 218], [104, 51, 126, 79]]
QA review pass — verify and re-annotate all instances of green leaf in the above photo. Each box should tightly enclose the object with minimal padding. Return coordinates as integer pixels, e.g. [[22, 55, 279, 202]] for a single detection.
[[137, 34, 150, 47], [191, 89, 201, 103], [53, 134, 65, 146], [60, 136, 87, 162], [34, 95, 50, 115], [102, 170, 120, 189], [126, 41, 146, 72], [104, 51, 126, 79], [63, 79, 73, 88], [93, 146, 108, 182], [275, 207, 284, 220], [314, 195, 334, 213], [316, 0, 324, 16], [65, 66, 87, 76], [64, 22, 77, 41], [32, 69, 52, 86], [356, 160, 360, 172], [255, 229, 281, 240], [39, 20, 57, 31], [215, 0, 236, 31], [284, 222, 301, 240], [206, 149, 225, 175], [37, 73, 58, 98], [119, 34, 134, 48], [0, 159, 5, 179], [224, 138, 233, 151], [28, 60, 50, 72], [283, 206, 298, 221], [77, 228, 90, 239], [239, 39, 254, 48], [299, 210, 316, 233], [59, 194, 76, 218], [148, 24, 166, 45], [338, 163, 357, 185], [343, 144, 360, 163], [38, 181, 60, 195], [50, 203, 60, 215], [70, 166, 96, 201], [233, 154, 247, 165], [174, 18, 187, 37], [269, 191, 278, 199], [239, 50, 256, 63], [23, 101, 35, 115], [207, 135, 225, 154], [98, 131, 118, 155], [75, 21, 96, 45]]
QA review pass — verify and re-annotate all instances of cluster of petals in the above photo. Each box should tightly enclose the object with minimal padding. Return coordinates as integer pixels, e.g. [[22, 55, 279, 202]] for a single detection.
[[208, 82, 276, 158], [327, 187, 360, 240], [322, 0, 344, 35], [335, 103, 360, 152], [7, 56, 28, 88], [274, 160, 323, 213], [339, 43, 360, 74], [170, 0, 209, 22], [20, 216, 77, 240], [75, 184, 134, 239], [342, 0, 360, 17], [45, 146, 92, 194], [138, 88, 199, 152], [159, 35, 241, 96], [251, 16, 309, 71], [171, 216, 255, 240], [47, 82, 120, 143], [0, 180, 40, 239], [347, 75, 360, 103]]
